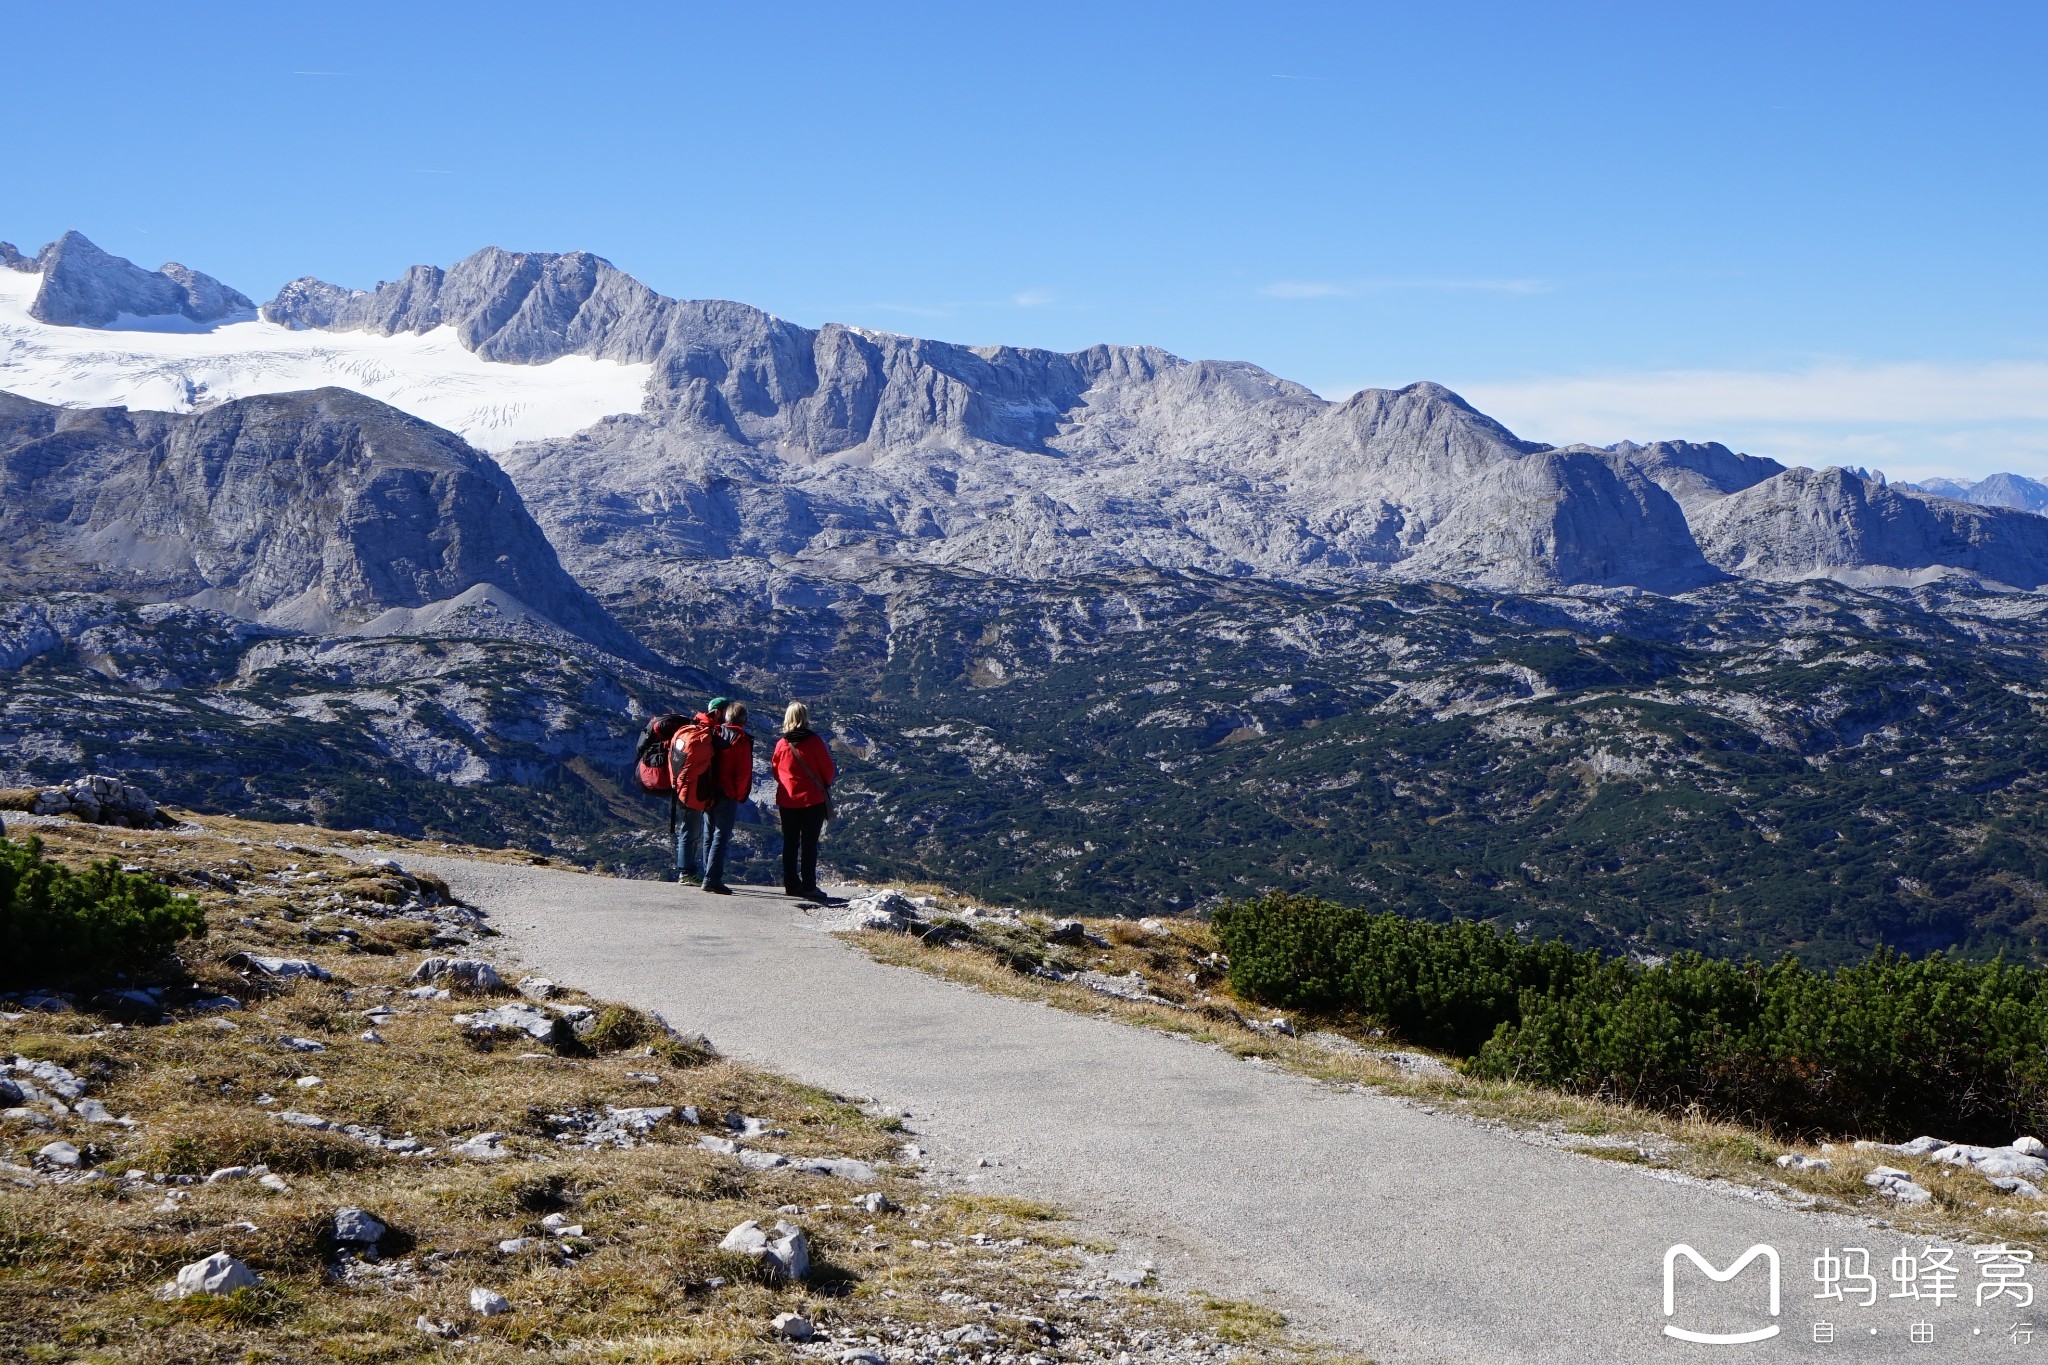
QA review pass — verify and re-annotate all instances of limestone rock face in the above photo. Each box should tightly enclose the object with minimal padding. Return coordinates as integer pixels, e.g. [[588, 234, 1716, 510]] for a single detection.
[[0, 387, 629, 647], [1692, 467, 2048, 589], [28, 231, 252, 327]]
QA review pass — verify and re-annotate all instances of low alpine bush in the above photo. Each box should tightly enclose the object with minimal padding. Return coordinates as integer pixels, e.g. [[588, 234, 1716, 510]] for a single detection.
[[1213, 891, 2048, 1142], [0, 835, 207, 988]]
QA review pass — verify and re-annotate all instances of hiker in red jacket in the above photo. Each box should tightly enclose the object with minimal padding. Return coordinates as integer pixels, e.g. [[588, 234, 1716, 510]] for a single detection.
[[669, 697, 726, 883], [772, 701, 837, 900], [701, 699, 755, 895]]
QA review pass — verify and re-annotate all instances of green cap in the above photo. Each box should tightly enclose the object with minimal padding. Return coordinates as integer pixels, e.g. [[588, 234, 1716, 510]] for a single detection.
[[707, 696, 729, 712]]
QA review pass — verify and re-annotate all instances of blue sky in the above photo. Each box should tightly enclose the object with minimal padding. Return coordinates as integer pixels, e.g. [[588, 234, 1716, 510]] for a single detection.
[[6, 1, 2046, 479]]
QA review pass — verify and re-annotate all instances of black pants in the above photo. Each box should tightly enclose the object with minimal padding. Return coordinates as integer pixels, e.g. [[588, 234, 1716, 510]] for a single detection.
[[780, 804, 827, 891]]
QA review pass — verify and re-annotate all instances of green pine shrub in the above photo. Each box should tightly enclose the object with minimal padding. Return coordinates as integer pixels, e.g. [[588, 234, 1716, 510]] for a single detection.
[[1213, 891, 2048, 1142], [0, 836, 207, 988]]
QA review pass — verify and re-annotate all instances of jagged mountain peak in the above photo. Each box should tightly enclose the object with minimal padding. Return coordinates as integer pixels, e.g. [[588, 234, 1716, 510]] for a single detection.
[[24, 229, 253, 328]]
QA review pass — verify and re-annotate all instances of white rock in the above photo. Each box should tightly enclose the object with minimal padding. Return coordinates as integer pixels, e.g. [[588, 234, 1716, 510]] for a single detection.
[[295, 1076, 324, 1089], [36, 1140, 80, 1168], [205, 1166, 251, 1184], [2016, 1136, 2047, 1156], [1864, 1166, 1934, 1203], [718, 1219, 809, 1281], [856, 1191, 894, 1214], [1991, 1175, 2046, 1199], [277, 1036, 326, 1053], [453, 1004, 560, 1044], [170, 1251, 258, 1297], [258, 1173, 290, 1193], [498, 1237, 541, 1254], [415, 1315, 458, 1338], [772, 1312, 814, 1340], [452, 1132, 510, 1160], [276, 1111, 331, 1129], [469, 1287, 512, 1317], [1776, 1153, 1831, 1172], [333, 1207, 386, 1244], [230, 955, 330, 981], [72, 1099, 120, 1124], [410, 957, 504, 994], [359, 1030, 384, 1043], [11, 1057, 86, 1100]]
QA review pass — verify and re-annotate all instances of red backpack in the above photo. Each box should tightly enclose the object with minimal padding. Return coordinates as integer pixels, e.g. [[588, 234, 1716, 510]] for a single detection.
[[673, 719, 719, 812], [635, 714, 688, 794]]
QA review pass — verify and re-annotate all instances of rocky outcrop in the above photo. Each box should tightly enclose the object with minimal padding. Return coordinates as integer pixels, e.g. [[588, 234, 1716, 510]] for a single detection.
[[1692, 467, 2048, 588], [0, 387, 632, 648], [26, 231, 253, 327]]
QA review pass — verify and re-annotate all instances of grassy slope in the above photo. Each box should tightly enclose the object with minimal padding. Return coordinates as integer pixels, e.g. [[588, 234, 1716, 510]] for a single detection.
[[0, 814, 1354, 1365]]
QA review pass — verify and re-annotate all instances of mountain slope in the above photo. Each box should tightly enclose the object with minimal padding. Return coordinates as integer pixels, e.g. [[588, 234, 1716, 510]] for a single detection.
[[0, 387, 632, 649]]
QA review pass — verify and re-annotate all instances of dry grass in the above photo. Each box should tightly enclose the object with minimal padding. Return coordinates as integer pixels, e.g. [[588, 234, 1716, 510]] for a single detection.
[[0, 817, 1366, 1364], [851, 912, 2048, 1257]]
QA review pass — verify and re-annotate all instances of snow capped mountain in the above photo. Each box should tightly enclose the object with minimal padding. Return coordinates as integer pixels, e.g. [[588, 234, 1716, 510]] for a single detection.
[[0, 246, 650, 451], [8, 228, 2048, 600]]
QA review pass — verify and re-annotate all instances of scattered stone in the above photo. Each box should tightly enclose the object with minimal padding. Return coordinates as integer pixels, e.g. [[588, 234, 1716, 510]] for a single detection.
[[258, 1173, 290, 1193], [169, 1252, 258, 1298], [698, 1135, 740, 1155], [295, 1076, 324, 1089], [11, 1058, 87, 1101], [2, 1108, 51, 1129], [1073, 970, 1176, 1006], [1106, 1265, 1155, 1287], [277, 1036, 327, 1053], [30, 774, 171, 827], [1928, 1142, 2048, 1179], [276, 1111, 332, 1130], [227, 954, 331, 981], [36, 1140, 81, 1168], [453, 1004, 565, 1046], [205, 1166, 251, 1184], [469, 1287, 511, 1317], [73, 1098, 123, 1124], [738, 1150, 789, 1170], [841, 1352, 885, 1365], [1865, 1166, 1934, 1203], [452, 1132, 510, 1160], [772, 1312, 815, 1341], [1776, 1154, 1832, 1172], [359, 1030, 384, 1043], [333, 1207, 387, 1244], [409, 957, 504, 994], [517, 977, 558, 1000], [415, 1315, 459, 1338], [718, 1219, 810, 1281], [498, 1237, 542, 1254], [2017, 1136, 2048, 1156], [856, 1191, 894, 1214], [0, 1079, 20, 1106], [406, 986, 451, 1000], [1991, 1175, 2046, 1199]]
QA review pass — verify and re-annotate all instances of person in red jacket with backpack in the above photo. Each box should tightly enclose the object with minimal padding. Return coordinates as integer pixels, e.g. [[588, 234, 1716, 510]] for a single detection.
[[667, 697, 727, 883], [700, 699, 755, 894], [772, 701, 836, 900]]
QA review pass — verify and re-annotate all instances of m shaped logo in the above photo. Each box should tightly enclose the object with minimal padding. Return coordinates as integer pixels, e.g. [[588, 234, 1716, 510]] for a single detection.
[[1662, 1244, 1782, 1345]]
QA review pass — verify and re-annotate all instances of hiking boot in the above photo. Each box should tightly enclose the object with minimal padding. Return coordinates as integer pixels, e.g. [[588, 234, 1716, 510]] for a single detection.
[[783, 885, 807, 898], [703, 882, 734, 895], [802, 885, 838, 905]]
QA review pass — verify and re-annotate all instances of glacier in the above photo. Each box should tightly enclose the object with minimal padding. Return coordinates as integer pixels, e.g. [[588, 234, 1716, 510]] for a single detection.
[[0, 267, 652, 451]]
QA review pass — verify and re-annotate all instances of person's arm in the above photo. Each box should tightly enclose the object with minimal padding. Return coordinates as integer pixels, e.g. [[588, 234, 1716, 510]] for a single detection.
[[812, 735, 836, 787]]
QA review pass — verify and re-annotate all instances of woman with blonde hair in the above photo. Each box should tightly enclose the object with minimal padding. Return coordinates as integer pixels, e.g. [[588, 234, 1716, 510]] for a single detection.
[[771, 701, 836, 900]]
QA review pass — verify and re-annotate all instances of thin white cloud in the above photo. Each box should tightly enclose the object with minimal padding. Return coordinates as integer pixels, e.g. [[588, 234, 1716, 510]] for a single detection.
[[1262, 276, 1554, 299], [1010, 288, 1056, 308], [1447, 360, 2048, 483]]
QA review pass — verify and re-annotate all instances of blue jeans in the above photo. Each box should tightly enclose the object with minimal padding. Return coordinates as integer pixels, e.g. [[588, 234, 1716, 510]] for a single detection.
[[675, 805, 706, 877], [703, 798, 740, 887]]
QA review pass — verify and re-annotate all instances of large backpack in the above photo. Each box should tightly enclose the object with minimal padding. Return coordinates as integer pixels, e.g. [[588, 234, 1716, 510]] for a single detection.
[[674, 719, 721, 812], [635, 714, 688, 794]]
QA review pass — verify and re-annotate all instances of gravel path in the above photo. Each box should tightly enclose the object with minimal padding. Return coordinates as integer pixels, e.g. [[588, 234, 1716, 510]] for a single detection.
[[405, 856, 2000, 1363]]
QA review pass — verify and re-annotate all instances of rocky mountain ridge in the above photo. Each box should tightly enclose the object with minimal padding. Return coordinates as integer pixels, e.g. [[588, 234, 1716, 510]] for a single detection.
[[9, 228, 2048, 597]]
